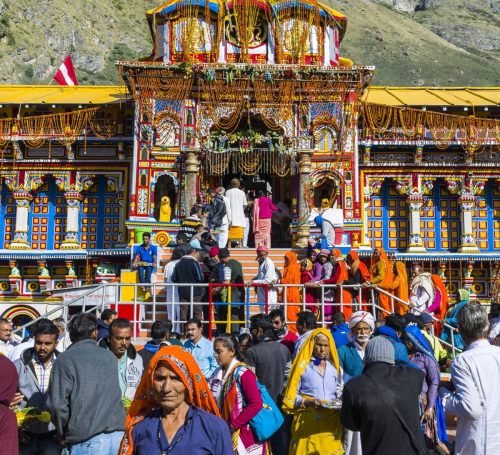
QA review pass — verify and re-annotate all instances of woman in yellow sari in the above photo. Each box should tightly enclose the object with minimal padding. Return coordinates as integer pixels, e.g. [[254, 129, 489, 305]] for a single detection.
[[283, 328, 344, 455]]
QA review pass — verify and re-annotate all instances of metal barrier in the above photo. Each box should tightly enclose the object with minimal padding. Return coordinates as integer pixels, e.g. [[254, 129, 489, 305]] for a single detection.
[[10, 281, 462, 357]]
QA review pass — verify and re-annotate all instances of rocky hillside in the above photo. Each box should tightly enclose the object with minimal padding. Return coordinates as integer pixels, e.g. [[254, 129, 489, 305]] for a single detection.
[[0, 0, 498, 86]]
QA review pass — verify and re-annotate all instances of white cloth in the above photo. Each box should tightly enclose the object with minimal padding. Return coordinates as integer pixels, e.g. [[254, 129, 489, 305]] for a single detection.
[[252, 257, 277, 307], [440, 339, 500, 455], [225, 188, 247, 227], [348, 311, 375, 331], [57, 331, 72, 353], [488, 317, 500, 341], [243, 217, 250, 247], [0, 336, 20, 356], [409, 273, 435, 314], [216, 223, 229, 248], [222, 195, 231, 226], [165, 259, 181, 333]]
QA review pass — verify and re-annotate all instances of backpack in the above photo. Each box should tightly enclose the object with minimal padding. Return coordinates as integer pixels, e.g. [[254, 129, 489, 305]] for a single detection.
[[234, 366, 284, 442]]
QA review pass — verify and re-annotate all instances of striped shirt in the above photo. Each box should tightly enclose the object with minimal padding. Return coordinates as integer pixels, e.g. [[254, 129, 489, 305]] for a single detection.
[[32, 353, 55, 394]]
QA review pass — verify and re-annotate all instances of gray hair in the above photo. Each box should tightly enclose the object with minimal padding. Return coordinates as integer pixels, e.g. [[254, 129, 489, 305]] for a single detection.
[[53, 317, 66, 330], [457, 303, 489, 341]]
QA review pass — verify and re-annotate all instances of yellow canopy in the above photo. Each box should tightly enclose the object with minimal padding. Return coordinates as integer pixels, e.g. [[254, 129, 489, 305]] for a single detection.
[[362, 87, 500, 107], [0, 85, 129, 105]]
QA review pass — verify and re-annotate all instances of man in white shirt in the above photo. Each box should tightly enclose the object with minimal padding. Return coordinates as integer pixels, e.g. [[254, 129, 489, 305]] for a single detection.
[[439, 303, 500, 455], [249, 246, 277, 306], [225, 178, 247, 247], [409, 265, 435, 314], [0, 318, 21, 356]]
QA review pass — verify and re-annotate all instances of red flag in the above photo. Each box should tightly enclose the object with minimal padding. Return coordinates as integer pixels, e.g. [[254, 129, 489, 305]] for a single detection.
[[53, 55, 78, 86]]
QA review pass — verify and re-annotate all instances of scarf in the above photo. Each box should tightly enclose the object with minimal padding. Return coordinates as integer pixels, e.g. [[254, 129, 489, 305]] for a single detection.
[[375, 325, 401, 344], [282, 328, 340, 414], [410, 272, 435, 302], [120, 346, 220, 455]]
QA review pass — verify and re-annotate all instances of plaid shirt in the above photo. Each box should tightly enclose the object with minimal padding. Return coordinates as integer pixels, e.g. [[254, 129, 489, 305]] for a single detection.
[[32, 353, 55, 394]]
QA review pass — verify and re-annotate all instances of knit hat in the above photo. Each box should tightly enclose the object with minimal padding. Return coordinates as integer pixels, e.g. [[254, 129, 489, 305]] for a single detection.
[[365, 336, 395, 365], [319, 249, 330, 258]]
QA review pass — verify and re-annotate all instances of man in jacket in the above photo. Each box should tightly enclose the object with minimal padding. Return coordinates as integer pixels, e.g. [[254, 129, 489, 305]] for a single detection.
[[47, 313, 125, 454], [15, 319, 62, 455], [439, 303, 500, 455], [341, 336, 426, 455], [138, 319, 183, 370], [98, 318, 143, 400], [246, 313, 291, 455], [171, 245, 205, 326], [96, 308, 117, 341]]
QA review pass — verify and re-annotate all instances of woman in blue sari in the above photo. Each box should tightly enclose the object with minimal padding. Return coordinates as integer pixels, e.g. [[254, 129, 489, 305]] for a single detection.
[[403, 325, 449, 455], [441, 288, 469, 350]]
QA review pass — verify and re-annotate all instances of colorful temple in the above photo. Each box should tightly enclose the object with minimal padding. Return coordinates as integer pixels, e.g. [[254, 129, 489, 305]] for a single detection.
[[0, 0, 498, 324]]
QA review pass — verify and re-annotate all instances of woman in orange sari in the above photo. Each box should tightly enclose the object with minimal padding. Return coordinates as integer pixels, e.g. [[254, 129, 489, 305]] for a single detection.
[[281, 251, 301, 332], [119, 346, 233, 455], [387, 261, 409, 315], [366, 247, 393, 318]]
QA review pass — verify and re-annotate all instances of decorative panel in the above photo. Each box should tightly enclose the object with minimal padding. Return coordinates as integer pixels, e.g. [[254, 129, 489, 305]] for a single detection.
[[0, 183, 16, 249]]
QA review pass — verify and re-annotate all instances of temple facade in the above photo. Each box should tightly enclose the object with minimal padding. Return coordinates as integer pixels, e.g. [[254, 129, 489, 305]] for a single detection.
[[0, 0, 498, 324]]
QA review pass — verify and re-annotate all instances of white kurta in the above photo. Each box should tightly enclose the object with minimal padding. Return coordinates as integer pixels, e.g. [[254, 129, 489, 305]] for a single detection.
[[440, 339, 500, 455], [164, 259, 181, 333], [225, 188, 247, 227], [252, 257, 277, 306]]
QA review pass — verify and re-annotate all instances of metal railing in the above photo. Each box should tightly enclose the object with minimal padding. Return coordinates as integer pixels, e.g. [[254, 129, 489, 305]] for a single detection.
[[11, 281, 462, 357]]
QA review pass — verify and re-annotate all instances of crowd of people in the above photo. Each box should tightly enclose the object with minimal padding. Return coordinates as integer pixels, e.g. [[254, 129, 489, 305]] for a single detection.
[[1, 299, 500, 455]]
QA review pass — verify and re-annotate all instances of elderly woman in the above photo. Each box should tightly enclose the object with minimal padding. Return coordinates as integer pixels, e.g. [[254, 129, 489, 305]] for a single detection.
[[120, 346, 233, 455], [403, 326, 449, 455], [283, 328, 343, 455], [209, 334, 268, 455]]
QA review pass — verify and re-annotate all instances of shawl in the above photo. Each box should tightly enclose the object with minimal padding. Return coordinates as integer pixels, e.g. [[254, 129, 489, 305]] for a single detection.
[[348, 251, 371, 282], [282, 251, 301, 301], [282, 328, 340, 414], [410, 272, 435, 302], [378, 248, 393, 288], [120, 346, 220, 455], [331, 249, 348, 282], [394, 261, 409, 302]]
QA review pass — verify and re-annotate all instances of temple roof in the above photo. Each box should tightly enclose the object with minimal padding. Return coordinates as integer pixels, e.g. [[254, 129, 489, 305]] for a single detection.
[[362, 86, 500, 107]]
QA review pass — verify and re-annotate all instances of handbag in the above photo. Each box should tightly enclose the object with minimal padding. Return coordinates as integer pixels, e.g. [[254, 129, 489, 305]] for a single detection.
[[364, 375, 430, 455], [234, 366, 284, 442]]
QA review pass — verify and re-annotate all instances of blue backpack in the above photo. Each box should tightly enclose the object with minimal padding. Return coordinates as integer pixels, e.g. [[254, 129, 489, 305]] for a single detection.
[[234, 366, 284, 442]]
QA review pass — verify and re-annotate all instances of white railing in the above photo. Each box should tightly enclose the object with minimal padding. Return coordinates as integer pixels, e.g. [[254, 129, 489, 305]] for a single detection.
[[12, 282, 462, 357]]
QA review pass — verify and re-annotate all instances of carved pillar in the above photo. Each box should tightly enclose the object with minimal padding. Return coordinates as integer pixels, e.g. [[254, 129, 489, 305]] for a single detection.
[[9, 190, 32, 250], [184, 152, 199, 215], [61, 190, 83, 249], [406, 193, 426, 253], [463, 260, 475, 299], [295, 150, 313, 248], [415, 145, 423, 164], [458, 194, 479, 253]]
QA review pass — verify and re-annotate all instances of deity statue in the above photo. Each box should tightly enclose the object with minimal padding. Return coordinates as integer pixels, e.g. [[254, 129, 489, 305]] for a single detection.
[[9, 260, 21, 277], [159, 195, 172, 222]]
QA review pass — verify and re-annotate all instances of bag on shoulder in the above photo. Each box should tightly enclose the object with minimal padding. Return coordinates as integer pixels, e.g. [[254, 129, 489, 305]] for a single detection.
[[235, 366, 284, 442]]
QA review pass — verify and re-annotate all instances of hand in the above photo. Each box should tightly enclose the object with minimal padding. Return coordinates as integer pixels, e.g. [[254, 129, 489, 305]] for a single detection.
[[361, 281, 370, 288], [10, 392, 24, 409], [304, 399, 321, 409], [131, 263, 137, 269], [423, 408, 434, 421]]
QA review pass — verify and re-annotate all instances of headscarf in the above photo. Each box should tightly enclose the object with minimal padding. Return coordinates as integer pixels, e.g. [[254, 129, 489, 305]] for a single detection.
[[314, 215, 324, 228], [282, 328, 340, 414], [331, 248, 348, 282], [394, 261, 409, 304], [378, 248, 393, 288], [348, 311, 375, 331], [300, 258, 313, 272], [283, 252, 301, 283], [457, 288, 470, 303], [405, 325, 435, 362], [120, 346, 220, 455], [410, 272, 435, 303]]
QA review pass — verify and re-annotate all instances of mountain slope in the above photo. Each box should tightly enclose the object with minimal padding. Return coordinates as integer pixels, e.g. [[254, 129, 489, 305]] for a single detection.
[[0, 0, 498, 86]]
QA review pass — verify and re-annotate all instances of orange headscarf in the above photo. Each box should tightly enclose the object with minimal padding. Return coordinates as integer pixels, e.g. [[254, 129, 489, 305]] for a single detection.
[[372, 247, 393, 288], [120, 346, 220, 455], [331, 249, 348, 282]]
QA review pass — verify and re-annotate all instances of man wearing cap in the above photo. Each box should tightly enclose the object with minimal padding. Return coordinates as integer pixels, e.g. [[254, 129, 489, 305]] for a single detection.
[[419, 312, 449, 365], [209, 248, 244, 333], [341, 337, 426, 455], [249, 246, 278, 306]]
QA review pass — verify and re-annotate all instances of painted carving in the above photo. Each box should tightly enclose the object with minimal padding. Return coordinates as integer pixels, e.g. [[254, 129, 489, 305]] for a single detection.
[[159, 195, 172, 222]]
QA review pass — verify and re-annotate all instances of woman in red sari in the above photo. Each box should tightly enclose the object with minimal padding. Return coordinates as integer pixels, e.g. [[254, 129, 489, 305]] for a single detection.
[[210, 334, 268, 455]]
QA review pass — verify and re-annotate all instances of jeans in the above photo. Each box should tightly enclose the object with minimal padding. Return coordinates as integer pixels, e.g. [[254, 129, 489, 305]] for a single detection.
[[68, 431, 124, 455], [137, 266, 153, 284]]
